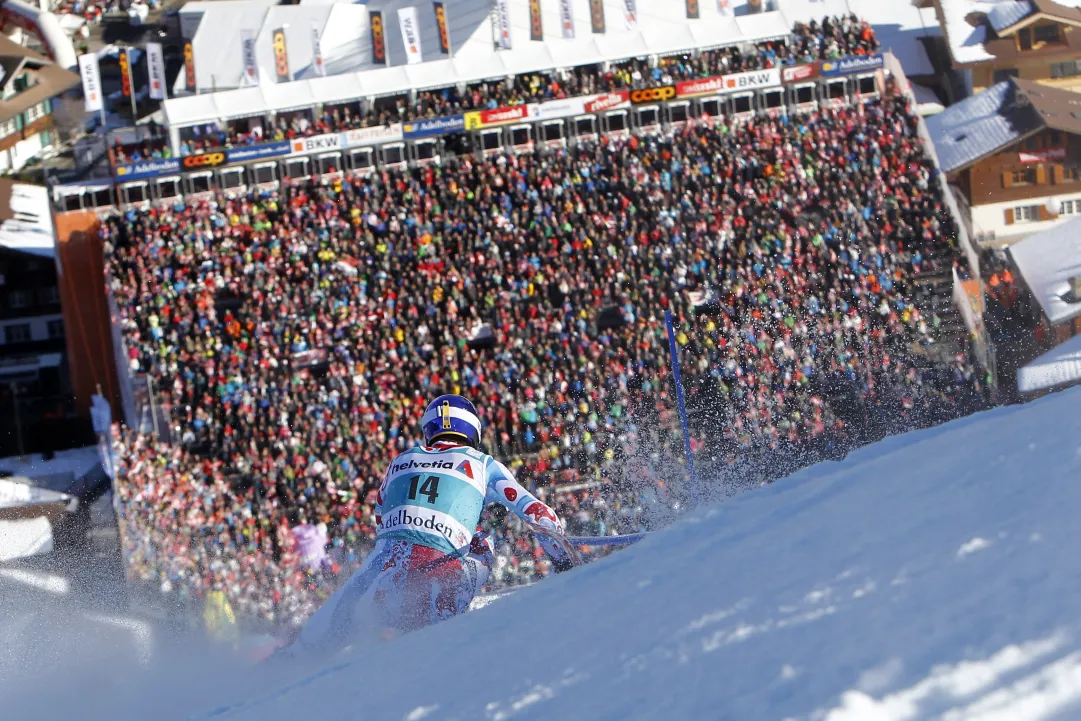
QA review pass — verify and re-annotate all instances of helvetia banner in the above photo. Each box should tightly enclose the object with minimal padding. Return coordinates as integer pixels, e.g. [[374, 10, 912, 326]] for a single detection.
[[398, 6, 423, 65], [311, 21, 326, 77], [146, 42, 166, 100], [495, 0, 512, 49], [558, 0, 575, 38], [622, 0, 637, 30], [78, 53, 103, 113], [240, 29, 257, 86]]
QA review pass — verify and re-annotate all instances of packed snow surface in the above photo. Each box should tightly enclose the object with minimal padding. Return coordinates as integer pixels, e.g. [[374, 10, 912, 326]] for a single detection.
[[178, 388, 1081, 721], [8, 389, 1081, 721]]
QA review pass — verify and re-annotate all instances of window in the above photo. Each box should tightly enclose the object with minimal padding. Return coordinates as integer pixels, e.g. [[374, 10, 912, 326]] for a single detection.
[[8, 290, 29, 309], [4, 324, 30, 343], [1019, 28, 1032, 51], [0, 117, 16, 139], [46, 319, 64, 339], [1034, 24, 1060, 45], [1012, 168, 1037, 185], [1013, 205, 1040, 223], [24, 102, 46, 124], [1050, 59, 1081, 79], [39, 286, 59, 304], [993, 68, 1019, 84], [1060, 199, 1079, 215], [1049, 130, 1062, 146]]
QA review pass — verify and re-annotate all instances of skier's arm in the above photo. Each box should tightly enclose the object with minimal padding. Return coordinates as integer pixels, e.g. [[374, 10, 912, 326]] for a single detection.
[[484, 458, 577, 571], [484, 458, 564, 536]]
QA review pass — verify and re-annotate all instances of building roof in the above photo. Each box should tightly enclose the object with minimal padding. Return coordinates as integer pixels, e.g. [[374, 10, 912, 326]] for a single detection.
[[1009, 215, 1081, 326], [926, 77, 1081, 173], [934, 0, 1081, 66], [0, 180, 55, 260], [0, 36, 78, 125], [1017, 330, 1081, 392]]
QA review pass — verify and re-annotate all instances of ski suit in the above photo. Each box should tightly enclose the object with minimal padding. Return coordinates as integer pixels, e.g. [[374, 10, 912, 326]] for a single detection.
[[292, 440, 566, 656]]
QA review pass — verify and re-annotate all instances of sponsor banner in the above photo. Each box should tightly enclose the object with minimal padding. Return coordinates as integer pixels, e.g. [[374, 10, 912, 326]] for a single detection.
[[630, 86, 676, 104], [464, 104, 536, 130], [377, 505, 473, 549], [534, 97, 587, 120], [495, 0, 512, 49], [344, 124, 404, 147], [433, 2, 451, 55], [782, 63, 819, 84], [290, 133, 343, 156], [225, 141, 291, 164], [686, 0, 699, 19], [78, 53, 103, 113], [241, 29, 257, 86], [558, 0, 575, 38], [311, 21, 325, 77], [183, 41, 196, 91], [114, 158, 181, 181], [529, 0, 543, 41], [272, 27, 290, 82], [402, 115, 465, 139], [118, 48, 132, 98], [589, 0, 605, 33], [398, 6, 423, 65], [820, 53, 884, 77], [181, 151, 227, 170], [675, 68, 780, 98], [146, 42, 166, 100], [1019, 147, 1067, 164], [584, 90, 630, 113], [369, 10, 387, 65], [622, 0, 637, 29]]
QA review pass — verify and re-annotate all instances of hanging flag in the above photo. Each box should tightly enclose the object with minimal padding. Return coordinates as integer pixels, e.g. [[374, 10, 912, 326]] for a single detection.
[[495, 0, 512, 49], [718, 0, 731, 15], [433, 2, 452, 55], [558, 0, 575, 38], [146, 42, 166, 100], [183, 41, 196, 92], [529, 0, 543, 41], [311, 21, 325, 76], [240, 29, 257, 86], [272, 27, 291, 82], [118, 48, 132, 98], [398, 6, 423, 64], [622, 0, 637, 29], [589, 0, 605, 34], [686, 0, 699, 18], [78, 53, 103, 113], [369, 10, 387, 65]]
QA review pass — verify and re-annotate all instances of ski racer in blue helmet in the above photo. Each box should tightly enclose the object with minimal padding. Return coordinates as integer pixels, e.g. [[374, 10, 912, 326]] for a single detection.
[[284, 394, 574, 658]]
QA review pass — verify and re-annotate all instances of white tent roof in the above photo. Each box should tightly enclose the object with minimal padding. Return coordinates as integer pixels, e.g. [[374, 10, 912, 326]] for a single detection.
[[1009, 216, 1081, 326], [1017, 331, 1081, 394]]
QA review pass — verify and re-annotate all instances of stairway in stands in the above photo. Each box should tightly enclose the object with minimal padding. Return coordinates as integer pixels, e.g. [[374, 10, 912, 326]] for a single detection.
[[910, 243, 969, 367]]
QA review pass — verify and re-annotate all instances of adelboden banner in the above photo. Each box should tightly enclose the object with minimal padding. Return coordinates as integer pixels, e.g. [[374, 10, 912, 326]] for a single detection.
[[819, 54, 883, 77]]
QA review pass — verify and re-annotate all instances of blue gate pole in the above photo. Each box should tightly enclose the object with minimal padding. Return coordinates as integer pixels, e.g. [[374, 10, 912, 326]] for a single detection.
[[664, 309, 699, 508]]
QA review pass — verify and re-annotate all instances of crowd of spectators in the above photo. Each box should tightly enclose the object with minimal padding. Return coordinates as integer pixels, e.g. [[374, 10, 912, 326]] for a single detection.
[[173, 15, 878, 157], [107, 48, 989, 631]]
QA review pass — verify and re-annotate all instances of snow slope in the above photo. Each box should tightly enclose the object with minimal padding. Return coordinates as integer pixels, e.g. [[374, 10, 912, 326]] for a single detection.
[[7, 390, 1081, 721], [173, 388, 1081, 721]]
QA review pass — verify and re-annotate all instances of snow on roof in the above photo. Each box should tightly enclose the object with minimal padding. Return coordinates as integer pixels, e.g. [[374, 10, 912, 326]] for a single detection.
[[1009, 215, 1081, 326], [911, 80, 946, 114], [938, 0, 1081, 66], [987, 0, 1035, 32], [0, 477, 70, 510], [0, 181, 55, 260], [925, 80, 1033, 173], [0, 446, 101, 487], [1017, 331, 1081, 392]]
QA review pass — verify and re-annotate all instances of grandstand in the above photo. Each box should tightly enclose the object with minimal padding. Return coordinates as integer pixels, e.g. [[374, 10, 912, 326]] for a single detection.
[[51, 11, 991, 631]]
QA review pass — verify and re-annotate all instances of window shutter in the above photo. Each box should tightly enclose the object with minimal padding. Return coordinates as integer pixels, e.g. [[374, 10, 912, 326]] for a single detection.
[[1037, 164, 1048, 184], [1053, 164, 1065, 184], [1002, 171, 1014, 188], [1039, 204, 1051, 221], [1005, 208, 1015, 225]]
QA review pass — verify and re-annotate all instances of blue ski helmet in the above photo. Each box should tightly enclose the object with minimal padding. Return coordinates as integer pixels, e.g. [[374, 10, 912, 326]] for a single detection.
[[422, 394, 482, 447]]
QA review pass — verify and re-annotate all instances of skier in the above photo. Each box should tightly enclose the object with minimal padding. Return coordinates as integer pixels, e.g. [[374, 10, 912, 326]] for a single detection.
[[281, 394, 574, 658]]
